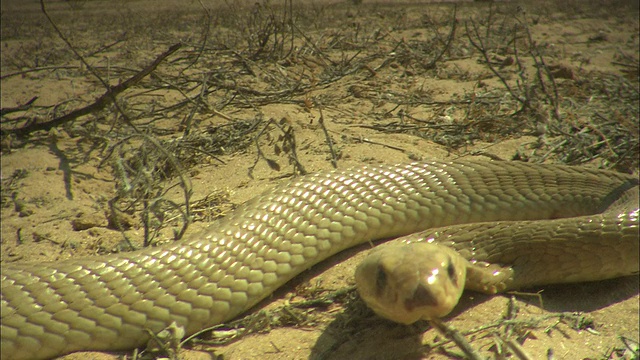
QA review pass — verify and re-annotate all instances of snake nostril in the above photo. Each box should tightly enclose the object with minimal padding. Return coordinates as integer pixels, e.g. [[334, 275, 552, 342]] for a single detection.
[[404, 283, 437, 311]]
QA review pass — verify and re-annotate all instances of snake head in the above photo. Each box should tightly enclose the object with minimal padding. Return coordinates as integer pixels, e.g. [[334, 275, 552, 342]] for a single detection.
[[355, 242, 467, 324]]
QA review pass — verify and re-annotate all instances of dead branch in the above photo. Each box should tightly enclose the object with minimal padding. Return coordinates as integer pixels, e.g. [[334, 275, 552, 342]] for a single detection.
[[316, 106, 338, 168], [3, 43, 181, 138], [424, 4, 458, 70], [0, 97, 38, 116], [465, 19, 528, 112]]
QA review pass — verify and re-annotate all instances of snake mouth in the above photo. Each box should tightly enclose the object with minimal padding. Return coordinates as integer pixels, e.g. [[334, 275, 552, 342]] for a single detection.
[[404, 283, 438, 312]]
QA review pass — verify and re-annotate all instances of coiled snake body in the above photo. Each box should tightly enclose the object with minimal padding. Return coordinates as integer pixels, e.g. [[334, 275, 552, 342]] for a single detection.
[[1, 161, 638, 360]]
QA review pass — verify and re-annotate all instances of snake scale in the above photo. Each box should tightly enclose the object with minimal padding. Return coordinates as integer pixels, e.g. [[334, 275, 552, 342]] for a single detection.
[[1, 160, 638, 360]]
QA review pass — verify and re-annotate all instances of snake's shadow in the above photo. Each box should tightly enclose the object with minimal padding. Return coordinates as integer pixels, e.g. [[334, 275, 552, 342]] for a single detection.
[[514, 274, 639, 312], [307, 271, 638, 360]]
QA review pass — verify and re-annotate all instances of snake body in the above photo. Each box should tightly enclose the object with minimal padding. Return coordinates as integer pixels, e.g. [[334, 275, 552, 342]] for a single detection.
[[1, 161, 638, 360]]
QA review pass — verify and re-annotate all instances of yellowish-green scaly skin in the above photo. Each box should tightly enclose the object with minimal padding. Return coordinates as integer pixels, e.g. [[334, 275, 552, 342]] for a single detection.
[[2, 161, 638, 360]]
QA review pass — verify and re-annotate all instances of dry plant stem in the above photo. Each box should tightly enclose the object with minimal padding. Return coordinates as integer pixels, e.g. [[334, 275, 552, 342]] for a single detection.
[[148, 76, 212, 116], [178, 144, 226, 166], [515, 15, 560, 121], [431, 312, 595, 352], [496, 297, 534, 359], [0, 97, 38, 116], [425, 4, 457, 69], [100, 133, 193, 246], [505, 339, 533, 360], [144, 329, 174, 360], [316, 107, 338, 168], [275, 119, 306, 175], [143, 197, 189, 247], [178, 0, 211, 74], [465, 20, 527, 112], [619, 336, 640, 357], [612, 61, 639, 68], [6, 42, 182, 137], [245, 0, 292, 61], [248, 118, 275, 179], [140, 135, 192, 244], [249, 118, 307, 178], [39, 0, 135, 130], [430, 318, 484, 360], [504, 296, 518, 337], [283, 0, 295, 60], [179, 287, 354, 348], [289, 21, 333, 67], [1, 66, 83, 80], [182, 73, 210, 136], [0, 65, 141, 81], [83, 37, 127, 59], [342, 132, 407, 153], [107, 197, 137, 252], [507, 290, 545, 310]]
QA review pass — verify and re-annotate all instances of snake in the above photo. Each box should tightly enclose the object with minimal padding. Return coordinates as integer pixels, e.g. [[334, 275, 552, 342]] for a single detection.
[[1, 160, 638, 360]]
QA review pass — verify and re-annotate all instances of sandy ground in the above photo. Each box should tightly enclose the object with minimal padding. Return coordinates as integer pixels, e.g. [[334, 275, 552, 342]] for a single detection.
[[1, 0, 638, 359]]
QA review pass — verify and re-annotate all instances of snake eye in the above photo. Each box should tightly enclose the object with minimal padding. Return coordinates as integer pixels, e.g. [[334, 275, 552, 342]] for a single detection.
[[375, 264, 388, 294], [446, 258, 457, 285]]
